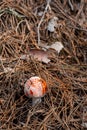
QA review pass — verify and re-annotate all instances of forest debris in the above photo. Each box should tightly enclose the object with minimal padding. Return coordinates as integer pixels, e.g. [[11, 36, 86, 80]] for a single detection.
[[20, 49, 50, 63], [47, 16, 58, 32], [0, 8, 26, 18], [0, 58, 15, 73], [0, 98, 5, 105], [38, 11, 43, 17], [41, 41, 64, 53], [49, 41, 64, 53], [82, 106, 87, 128], [0, 1, 87, 129], [37, 0, 51, 45], [20, 42, 63, 63], [4, 67, 15, 73], [68, 0, 74, 11]]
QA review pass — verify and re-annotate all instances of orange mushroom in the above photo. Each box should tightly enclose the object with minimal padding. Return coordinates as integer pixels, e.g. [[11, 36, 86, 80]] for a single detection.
[[24, 76, 47, 106]]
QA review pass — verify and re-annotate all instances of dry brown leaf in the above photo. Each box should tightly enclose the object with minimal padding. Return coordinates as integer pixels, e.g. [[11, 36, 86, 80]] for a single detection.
[[20, 49, 50, 63], [49, 42, 64, 53], [40, 41, 64, 53]]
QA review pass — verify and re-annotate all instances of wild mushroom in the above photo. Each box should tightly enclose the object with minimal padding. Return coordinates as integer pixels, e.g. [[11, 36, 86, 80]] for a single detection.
[[24, 76, 47, 106]]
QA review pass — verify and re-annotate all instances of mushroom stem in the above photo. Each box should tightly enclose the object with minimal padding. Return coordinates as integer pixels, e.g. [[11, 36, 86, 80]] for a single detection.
[[32, 97, 41, 106]]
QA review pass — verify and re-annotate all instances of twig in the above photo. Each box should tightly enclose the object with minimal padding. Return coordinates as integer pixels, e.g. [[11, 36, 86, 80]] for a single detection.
[[8, 8, 26, 18], [68, 0, 74, 11], [0, 58, 5, 71], [0, 8, 25, 18], [37, 0, 51, 45]]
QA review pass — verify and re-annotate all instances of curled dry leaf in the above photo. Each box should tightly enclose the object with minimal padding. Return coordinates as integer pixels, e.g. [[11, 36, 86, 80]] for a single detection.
[[49, 42, 64, 53], [20, 49, 50, 63], [40, 41, 64, 54], [20, 42, 63, 63]]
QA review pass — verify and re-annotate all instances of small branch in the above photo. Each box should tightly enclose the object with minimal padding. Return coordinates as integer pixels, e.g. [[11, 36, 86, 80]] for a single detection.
[[68, 0, 74, 11], [37, 0, 51, 45]]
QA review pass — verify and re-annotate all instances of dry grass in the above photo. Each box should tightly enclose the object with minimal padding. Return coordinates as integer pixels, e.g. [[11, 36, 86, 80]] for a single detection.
[[0, 0, 87, 130]]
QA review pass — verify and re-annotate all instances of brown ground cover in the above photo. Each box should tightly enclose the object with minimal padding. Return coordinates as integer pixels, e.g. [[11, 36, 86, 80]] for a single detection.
[[0, 0, 87, 130]]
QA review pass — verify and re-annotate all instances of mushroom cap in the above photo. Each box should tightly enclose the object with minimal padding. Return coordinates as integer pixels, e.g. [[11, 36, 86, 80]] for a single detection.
[[24, 76, 47, 98]]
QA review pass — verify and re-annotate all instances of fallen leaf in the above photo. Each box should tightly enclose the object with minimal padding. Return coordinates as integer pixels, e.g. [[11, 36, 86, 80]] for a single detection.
[[40, 41, 64, 54], [47, 17, 58, 32], [20, 49, 50, 63], [29, 49, 50, 63], [49, 42, 64, 53]]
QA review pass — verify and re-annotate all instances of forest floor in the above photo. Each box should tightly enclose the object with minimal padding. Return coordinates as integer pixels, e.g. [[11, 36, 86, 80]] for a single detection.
[[0, 0, 87, 130]]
